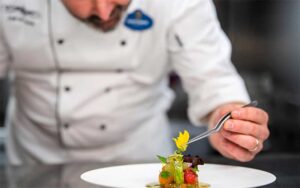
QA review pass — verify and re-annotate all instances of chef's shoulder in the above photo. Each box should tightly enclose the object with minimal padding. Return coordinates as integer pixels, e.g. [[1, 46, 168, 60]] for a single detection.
[[147, 0, 208, 8], [144, 0, 214, 21]]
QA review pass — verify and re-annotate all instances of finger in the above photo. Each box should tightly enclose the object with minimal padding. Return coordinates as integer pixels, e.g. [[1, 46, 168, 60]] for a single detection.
[[220, 138, 255, 162], [231, 107, 269, 125], [214, 136, 236, 160], [249, 139, 264, 154], [209, 131, 257, 162], [223, 119, 270, 141], [221, 131, 263, 153], [209, 131, 241, 161]]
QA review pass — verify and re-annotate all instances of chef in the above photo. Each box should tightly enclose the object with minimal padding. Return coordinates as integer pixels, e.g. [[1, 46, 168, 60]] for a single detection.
[[0, 0, 269, 165]]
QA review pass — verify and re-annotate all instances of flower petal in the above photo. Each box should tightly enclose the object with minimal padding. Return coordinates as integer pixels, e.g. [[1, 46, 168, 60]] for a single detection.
[[173, 130, 190, 152]]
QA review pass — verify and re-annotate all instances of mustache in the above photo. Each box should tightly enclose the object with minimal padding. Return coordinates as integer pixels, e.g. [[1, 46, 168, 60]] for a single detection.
[[86, 5, 125, 26]]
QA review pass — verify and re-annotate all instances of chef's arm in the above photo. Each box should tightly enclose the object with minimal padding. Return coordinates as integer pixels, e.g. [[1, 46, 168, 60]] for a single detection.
[[167, 0, 270, 162], [167, 0, 250, 126]]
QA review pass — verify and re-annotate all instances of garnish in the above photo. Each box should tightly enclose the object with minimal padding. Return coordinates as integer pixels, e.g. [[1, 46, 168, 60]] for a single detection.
[[173, 130, 190, 152], [157, 155, 167, 164], [160, 171, 171, 179]]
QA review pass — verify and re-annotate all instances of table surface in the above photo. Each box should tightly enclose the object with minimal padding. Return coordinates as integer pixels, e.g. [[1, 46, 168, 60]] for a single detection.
[[0, 153, 299, 188]]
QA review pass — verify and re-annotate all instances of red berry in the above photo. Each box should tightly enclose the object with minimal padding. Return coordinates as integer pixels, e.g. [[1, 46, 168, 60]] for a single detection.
[[184, 169, 198, 184]]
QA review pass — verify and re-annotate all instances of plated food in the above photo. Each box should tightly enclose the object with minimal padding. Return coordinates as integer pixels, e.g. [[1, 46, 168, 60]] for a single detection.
[[80, 128, 275, 187], [146, 130, 210, 188]]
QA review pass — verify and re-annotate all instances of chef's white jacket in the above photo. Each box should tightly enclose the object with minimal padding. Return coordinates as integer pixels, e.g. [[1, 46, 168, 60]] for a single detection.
[[0, 0, 250, 165]]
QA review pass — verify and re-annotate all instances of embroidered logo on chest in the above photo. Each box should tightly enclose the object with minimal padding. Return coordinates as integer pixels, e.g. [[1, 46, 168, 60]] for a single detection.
[[4, 5, 41, 26]]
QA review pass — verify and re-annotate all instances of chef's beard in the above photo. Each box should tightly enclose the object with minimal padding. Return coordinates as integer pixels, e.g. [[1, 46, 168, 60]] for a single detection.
[[83, 5, 126, 32]]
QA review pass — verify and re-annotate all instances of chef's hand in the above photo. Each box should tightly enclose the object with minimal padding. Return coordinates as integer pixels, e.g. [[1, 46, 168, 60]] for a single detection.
[[208, 102, 270, 162]]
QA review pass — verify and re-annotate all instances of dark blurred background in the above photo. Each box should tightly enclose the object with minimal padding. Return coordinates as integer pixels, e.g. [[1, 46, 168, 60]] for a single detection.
[[0, 0, 299, 162]]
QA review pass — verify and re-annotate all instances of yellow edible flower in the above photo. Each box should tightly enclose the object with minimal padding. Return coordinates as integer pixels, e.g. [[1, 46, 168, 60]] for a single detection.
[[173, 130, 190, 152]]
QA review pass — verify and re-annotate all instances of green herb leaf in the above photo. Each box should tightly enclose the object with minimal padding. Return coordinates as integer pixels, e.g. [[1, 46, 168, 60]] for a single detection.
[[192, 166, 199, 172], [160, 171, 171, 179], [157, 155, 167, 164]]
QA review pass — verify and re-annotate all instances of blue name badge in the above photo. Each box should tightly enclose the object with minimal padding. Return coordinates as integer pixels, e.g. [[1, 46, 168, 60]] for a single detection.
[[124, 10, 153, 31]]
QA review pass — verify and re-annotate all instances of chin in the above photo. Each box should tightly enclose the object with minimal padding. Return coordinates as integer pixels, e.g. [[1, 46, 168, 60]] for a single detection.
[[91, 20, 120, 32], [100, 24, 118, 32]]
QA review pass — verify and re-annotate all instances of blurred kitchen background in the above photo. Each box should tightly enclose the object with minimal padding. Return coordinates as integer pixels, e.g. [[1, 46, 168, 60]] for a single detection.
[[0, 0, 299, 163]]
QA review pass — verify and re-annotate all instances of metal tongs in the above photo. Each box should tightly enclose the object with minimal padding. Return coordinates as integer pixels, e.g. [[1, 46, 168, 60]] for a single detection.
[[187, 100, 258, 145]]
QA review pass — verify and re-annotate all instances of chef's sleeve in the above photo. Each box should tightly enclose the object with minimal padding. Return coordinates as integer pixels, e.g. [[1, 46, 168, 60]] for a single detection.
[[0, 7, 11, 79], [168, 0, 250, 126]]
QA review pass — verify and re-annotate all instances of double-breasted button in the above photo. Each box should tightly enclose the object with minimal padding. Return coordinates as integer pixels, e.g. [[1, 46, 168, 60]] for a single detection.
[[104, 88, 111, 93], [116, 69, 124, 73], [57, 39, 64, 45], [64, 86, 71, 92], [99, 124, 106, 131], [64, 123, 69, 129], [120, 40, 126, 46]]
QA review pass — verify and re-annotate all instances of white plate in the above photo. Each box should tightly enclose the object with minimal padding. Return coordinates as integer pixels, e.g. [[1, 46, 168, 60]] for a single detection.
[[81, 163, 276, 188]]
